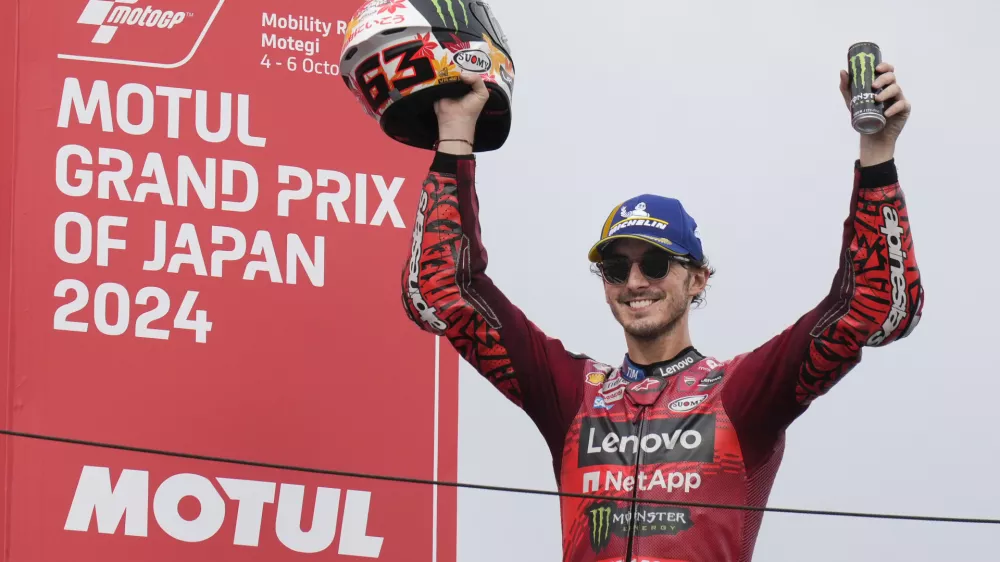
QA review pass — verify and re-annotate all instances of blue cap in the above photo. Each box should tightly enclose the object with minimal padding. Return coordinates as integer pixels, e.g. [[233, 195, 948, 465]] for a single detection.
[[587, 194, 704, 263]]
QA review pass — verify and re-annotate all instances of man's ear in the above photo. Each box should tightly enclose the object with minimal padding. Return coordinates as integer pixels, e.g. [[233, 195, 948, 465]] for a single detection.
[[688, 267, 709, 297]]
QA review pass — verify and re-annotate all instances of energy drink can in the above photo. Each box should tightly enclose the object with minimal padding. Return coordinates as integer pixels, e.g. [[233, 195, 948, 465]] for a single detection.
[[847, 42, 886, 134]]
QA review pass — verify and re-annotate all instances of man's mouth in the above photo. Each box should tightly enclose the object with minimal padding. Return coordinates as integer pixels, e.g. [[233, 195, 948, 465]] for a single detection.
[[625, 298, 657, 310]]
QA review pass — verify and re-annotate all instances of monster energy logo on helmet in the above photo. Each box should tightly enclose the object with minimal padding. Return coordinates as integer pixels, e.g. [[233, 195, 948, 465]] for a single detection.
[[428, 0, 469, 29], [850, 51, 877, 89]]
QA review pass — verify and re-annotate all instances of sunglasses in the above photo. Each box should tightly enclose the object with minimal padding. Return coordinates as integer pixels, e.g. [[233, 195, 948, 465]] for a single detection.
[[597, 252, 692, 285]]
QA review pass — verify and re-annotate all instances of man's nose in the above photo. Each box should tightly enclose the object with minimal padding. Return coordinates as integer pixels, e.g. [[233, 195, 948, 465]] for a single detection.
[[625, 262, 649, 289]]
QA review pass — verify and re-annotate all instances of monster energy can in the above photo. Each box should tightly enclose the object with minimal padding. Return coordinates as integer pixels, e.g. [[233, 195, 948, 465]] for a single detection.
[[847, 42, 886, 134]]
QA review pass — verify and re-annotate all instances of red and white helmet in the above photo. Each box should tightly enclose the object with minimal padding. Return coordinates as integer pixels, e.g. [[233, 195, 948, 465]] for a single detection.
[[339, 0, 515, 152]]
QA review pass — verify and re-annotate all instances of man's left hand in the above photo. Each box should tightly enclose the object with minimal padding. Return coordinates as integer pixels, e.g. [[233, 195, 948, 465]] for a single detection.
[[839, 61, 912, 166]]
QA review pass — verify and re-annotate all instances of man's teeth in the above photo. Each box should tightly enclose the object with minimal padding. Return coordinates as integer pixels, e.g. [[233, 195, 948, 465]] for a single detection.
[[628, 299, 654, 309]]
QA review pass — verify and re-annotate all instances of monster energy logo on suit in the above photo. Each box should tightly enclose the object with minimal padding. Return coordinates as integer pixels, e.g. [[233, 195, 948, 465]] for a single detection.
[[587, 502, 693, 552], [427, 0, 468, 29], [847, 42, 886, 134]]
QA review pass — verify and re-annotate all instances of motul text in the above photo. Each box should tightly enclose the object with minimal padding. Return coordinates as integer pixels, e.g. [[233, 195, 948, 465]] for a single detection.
[[56, 77, 405, 228], [64, 466, 385, 557]]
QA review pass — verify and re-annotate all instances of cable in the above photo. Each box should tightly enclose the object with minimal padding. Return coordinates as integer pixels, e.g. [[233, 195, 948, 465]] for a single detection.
[[2, 427, 998, 526]]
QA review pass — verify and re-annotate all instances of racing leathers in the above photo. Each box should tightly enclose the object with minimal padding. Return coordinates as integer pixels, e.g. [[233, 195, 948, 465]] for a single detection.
[[400, 152, 924, 562]]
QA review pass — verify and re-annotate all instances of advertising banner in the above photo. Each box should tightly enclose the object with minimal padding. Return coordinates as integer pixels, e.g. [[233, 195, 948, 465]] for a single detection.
[[0, 1, 458, 560]]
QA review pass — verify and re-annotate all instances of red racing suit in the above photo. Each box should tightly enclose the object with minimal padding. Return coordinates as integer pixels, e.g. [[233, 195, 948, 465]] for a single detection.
[[401, 152, 924, 562]]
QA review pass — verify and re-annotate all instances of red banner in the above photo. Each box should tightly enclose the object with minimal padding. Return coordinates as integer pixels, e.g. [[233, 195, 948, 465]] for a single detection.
[[0, 1, 458, 560]]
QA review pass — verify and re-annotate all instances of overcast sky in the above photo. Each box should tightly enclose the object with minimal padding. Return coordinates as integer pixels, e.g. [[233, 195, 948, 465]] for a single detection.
[[452, 1, 1000, 560]]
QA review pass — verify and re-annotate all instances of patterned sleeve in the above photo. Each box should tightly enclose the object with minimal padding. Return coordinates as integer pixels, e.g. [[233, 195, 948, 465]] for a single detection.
[[723, 158, 925, 470], [400, 151, 590, 464]]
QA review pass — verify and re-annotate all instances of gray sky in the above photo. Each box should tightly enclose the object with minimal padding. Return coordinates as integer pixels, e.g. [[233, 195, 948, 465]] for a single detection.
[[453, 1, 1000, 560]]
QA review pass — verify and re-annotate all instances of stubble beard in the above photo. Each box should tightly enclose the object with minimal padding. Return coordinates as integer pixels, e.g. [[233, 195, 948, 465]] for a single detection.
[[611, 277, 692, 342], [616, 294, 688, 342]]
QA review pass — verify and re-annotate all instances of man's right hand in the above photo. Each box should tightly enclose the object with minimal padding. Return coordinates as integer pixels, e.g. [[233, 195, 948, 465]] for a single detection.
[[434, 72, 489, 154]]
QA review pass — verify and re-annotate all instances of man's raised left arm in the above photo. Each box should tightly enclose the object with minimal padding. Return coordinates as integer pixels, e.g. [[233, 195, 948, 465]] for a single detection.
[[721, 60, 924, 469]]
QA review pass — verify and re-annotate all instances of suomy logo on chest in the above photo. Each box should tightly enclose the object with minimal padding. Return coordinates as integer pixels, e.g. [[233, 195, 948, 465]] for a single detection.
[[668, 394, 708, 413], [578, 415, 716, 468]]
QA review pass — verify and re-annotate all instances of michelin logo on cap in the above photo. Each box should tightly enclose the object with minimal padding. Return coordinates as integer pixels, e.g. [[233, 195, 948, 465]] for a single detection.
[[588, 194, 705, 263], [621, 202, 650, 218], [607, 206, 669, 236]]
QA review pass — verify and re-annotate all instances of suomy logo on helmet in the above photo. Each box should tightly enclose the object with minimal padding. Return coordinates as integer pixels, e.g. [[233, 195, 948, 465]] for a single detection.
[[428, 0, 468, 30], [453, 49, 491, 72], [76, 0, 187, 44]]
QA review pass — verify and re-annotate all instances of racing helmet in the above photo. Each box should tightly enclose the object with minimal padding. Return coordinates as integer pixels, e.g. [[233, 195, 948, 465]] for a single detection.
[[339, 0, 515, 152]]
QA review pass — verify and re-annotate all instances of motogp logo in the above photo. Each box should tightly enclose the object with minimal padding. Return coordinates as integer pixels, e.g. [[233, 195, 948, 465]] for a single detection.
[[76, 0, 187, 44]]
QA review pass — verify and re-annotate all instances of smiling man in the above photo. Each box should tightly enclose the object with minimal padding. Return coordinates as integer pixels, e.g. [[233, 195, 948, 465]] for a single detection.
[[400, 67, 924, 562], [587, 197, 712, 372]]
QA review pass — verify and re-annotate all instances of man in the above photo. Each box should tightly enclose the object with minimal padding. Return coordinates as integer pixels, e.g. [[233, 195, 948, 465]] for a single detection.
[[400, 63, 922, 562]]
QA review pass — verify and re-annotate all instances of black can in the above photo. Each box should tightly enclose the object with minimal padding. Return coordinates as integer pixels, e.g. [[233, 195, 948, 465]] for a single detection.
[[847, 42, 885, 134]]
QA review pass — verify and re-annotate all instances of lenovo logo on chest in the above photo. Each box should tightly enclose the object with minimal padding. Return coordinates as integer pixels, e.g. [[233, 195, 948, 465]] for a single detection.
[[655, 355, 696, 377], [578, 415, 716, 468]]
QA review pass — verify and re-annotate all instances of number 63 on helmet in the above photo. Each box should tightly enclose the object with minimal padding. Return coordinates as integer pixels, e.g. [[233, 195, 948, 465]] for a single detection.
[[338, 0, 515, 152]]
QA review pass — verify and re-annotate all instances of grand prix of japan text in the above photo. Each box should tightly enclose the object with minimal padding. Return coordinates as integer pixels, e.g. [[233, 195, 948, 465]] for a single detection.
[[52, 77, 408, 345]]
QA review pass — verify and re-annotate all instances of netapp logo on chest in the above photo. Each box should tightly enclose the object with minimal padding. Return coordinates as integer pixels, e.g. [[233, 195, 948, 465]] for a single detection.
[[578, 415, 716, 468]]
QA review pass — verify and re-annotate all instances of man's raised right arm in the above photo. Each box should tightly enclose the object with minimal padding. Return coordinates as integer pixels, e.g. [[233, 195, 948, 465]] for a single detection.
[[399, 148, 590, 458]]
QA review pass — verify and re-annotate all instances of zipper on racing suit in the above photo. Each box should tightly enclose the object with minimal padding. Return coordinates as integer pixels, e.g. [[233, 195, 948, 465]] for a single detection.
[[623, 406, 647, 562]]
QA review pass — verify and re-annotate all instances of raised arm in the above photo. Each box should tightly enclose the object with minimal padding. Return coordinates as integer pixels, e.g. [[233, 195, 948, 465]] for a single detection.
[[724, 61, 923, 470], [399, 73, 592, 464], [724, 158, 924, 468]]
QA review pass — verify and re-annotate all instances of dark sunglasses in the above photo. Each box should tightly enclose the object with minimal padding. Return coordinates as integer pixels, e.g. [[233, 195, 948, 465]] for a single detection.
[[597, 252, 692, 285]]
